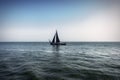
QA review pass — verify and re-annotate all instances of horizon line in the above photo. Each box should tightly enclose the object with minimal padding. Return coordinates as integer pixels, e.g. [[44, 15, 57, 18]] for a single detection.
[[0, 41, 120, 43]]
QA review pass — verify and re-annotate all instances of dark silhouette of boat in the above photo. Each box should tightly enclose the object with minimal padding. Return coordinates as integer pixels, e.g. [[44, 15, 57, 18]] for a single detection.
[[49, 30, 66, 45]]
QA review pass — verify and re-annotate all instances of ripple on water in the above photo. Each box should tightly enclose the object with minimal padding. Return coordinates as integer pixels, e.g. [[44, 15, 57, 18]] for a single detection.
[[0, 42, 120, 80]]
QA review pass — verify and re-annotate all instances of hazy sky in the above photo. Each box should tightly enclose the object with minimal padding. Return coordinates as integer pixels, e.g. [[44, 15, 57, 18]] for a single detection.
[[0, 0, 120, 42]]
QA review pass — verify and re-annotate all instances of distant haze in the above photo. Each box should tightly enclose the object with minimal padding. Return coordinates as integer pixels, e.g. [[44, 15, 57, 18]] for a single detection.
[[0, 0, 120, 42]]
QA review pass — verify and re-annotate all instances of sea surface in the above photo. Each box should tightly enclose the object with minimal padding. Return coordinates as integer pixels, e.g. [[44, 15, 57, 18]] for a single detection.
[[0, 42, 120, 80]]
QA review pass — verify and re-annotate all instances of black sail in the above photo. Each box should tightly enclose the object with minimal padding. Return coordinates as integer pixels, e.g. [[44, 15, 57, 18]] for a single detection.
[[52, 35, 55, 43], [56, 31, 60, 43]]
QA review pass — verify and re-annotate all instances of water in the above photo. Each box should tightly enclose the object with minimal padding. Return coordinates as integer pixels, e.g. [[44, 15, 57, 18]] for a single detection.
[[0, 42, 120, 80]]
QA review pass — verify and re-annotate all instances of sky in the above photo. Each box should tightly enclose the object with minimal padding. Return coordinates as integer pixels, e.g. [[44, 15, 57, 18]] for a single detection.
[[0, 0, 120, 42]]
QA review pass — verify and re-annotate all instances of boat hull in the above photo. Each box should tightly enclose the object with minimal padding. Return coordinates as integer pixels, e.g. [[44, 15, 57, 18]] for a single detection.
[[50, 42, 66, 45]]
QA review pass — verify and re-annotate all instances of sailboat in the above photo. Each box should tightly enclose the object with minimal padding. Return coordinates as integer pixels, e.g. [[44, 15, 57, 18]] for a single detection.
[[49, 30, 66, 45]]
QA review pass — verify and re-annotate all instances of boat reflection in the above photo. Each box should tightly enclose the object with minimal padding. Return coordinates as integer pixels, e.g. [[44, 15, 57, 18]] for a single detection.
[[50, 45, 61, 65]]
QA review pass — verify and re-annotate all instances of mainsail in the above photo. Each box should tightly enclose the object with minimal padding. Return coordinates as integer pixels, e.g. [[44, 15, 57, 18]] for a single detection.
[[55, 31, 60, 43]]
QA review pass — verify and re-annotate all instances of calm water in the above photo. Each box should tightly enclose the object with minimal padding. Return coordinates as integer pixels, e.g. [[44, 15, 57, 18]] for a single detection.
[[0, 42, 120, 80]]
